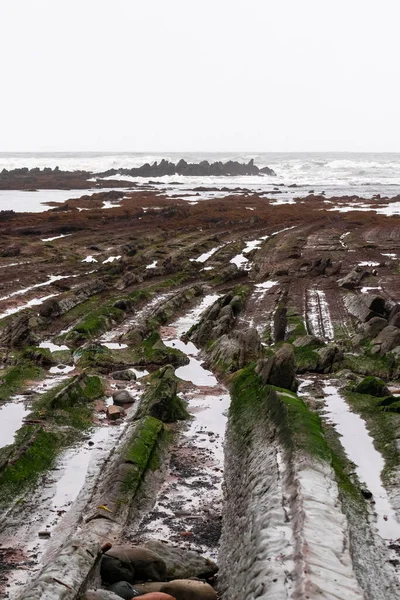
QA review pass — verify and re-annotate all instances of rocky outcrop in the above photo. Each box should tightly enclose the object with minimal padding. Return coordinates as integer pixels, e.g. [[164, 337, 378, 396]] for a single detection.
[[123, 286, 203, 347], [273, 304, 287, 342], [338, 267, 370, 289], [137, 366, 189, 422], [210, 328, 262, 373], [96, 158, 276, 179], [1, 313, 36, 348], [256, 344, 297, 391], [189, 292, 244, 347], [143, 541, 218, 580], [371, 326, 400, 355], [315, 345, 343, 373], [86, 415, 165, 524], [219, 370, 365, 600], [361, 316, 388, 339], [132, 333, 189, 368], [308, 257, 341, 277], [115, 272, 143, 291], [344, 293, 386, 323], [39, 279, 107, 319]]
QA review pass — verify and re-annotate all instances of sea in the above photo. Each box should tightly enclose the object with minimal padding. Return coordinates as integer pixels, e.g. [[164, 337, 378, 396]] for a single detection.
[[1, 152, 400, 213]]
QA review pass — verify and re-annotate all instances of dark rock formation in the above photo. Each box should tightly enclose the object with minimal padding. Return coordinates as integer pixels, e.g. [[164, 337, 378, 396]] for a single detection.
[[273, 305, 287, 342], [344, 294, 385, 323], [143, 541, 218, 580], [137, 365, 189, 422], [361, 316, 388, 339], [112, 389, 135, 405], [210, 328, 262, 372], [100, 554, 136, 585], [189, 292, 243, 347], [315, 345, 343, 373], [256, 344, 297, 391], [107, 581, 141, 599], [354, 376, 390, 397], [338, 267, 370, 289], [1, 314, 36, 348], [112, 369, 137, 381], [104, 546, 167, 582], [371, 326, 400, 355], [96, 158, 276, 179]]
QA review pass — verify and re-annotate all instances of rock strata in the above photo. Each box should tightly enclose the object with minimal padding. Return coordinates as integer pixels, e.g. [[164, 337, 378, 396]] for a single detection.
[[96, 158, 276, 179]]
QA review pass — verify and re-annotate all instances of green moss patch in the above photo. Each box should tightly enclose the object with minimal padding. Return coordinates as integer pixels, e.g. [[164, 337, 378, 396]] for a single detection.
[[132, 332, 189, 368], [230, 366, 361, 500], [0, 428, 63, 506], [66, 306, 125, 345], [0, 362, 44, 403], [354, 376, 389, 397], [0, 373, 105, 507], [230, 366, 330, 461], [286, 310, 307, 342], [120, 416, 165, 499], [138, 366, 189, 422], [293, 346, 320, 372], [342, 351, 397, 380]]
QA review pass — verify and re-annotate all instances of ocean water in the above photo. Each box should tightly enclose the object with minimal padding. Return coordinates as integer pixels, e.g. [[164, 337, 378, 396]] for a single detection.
[[0, 152, 400, 212]]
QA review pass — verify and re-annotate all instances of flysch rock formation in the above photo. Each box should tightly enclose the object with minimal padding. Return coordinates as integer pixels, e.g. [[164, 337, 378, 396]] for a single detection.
[[0, 170, 399, 600]]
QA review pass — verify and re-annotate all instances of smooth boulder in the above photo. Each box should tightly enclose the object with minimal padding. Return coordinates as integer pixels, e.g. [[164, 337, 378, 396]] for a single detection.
[[143, 541, 218, 580], [354, 376, 390, 397], [113, 390, 135, 405], [112, 370, 137, 382], [83, 590, 125, 600], [105, 546, 167, 582], [101, 555, 135, 585], [135, 594, 176, 600], [361, 316, 388, 339], [108, 581, 141, 599], [160, 580, 217, 600], [107, 405, 125, 420]]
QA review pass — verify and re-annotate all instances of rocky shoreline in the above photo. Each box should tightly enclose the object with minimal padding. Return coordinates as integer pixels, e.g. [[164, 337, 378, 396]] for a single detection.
[[0, 159, 275, 191], [0, 182, 399, 599]]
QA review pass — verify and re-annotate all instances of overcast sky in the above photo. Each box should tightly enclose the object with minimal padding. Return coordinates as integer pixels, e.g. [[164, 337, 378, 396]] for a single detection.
[[1, 0, 399, 152]]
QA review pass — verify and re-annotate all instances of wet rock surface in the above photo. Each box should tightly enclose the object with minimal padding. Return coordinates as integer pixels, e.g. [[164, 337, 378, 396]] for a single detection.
[[0, 176, 399, 600]]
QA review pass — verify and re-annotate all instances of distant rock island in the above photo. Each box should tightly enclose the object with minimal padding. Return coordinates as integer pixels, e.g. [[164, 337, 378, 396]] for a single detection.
[[97, 158, 276, 178], [0, 159, 276, 190]]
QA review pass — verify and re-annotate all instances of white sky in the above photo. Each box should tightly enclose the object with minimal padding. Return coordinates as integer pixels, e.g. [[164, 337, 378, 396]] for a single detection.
[[1, 0, 399, 152]]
